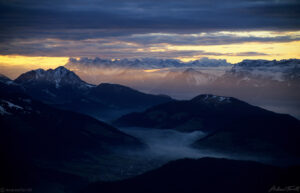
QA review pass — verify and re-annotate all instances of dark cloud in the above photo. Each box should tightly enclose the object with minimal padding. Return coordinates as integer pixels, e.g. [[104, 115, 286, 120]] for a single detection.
[[0, 35, 271, 58], [0, 0, 299, 41], [122, 33, 300, 46], [233, 52, 269, 56], [0, 0, 299, 57]]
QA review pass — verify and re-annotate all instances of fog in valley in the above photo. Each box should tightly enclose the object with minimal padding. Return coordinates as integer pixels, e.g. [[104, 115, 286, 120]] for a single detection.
[[119, 127, 207, 159], [114, 127, 274, 168]]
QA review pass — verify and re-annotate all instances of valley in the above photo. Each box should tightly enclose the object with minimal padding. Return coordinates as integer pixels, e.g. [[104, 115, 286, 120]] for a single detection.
[[0, 65, 299, 193]]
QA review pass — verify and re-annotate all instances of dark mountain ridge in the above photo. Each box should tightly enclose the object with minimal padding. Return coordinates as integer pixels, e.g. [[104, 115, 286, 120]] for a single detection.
[[0, 85, 144, 160], [0, 81, 146, 192], [0, 73, 11, 83], [83, 157, 300, 193], [114, 94, 300, 160], [12, 66, 173, 120], [114, 94, 276, 132], [89, 83, 171, 109]]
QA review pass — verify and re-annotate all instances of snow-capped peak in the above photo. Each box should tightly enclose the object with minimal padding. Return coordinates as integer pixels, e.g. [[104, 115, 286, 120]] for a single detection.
[[14, 66, 92, 88], [66, 57, 232, 70], [191, 94, 232, 104], [227, 59, 300, 82]]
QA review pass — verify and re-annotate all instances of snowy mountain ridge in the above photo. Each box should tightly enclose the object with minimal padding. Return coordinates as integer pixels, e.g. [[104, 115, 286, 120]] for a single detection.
[[229, 59, 300, 82], [67, 57, 232, 69], [191, 94, 232, 104], [14, 66, 93, 88]]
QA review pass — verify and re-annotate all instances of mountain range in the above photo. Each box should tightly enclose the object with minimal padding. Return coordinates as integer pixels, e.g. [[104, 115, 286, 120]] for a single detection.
[[65, 58, 300, 115], [157, 59, 300, 93], [3, 66, 300, 162], [66, 57, 231, 70], [12, 66, 172, 121], [115, 94, 300, 161], [66, 58, 300, 86], [1, 64, 300, 193], [217, 59, 300, 90], [0, 79, 149, 191]]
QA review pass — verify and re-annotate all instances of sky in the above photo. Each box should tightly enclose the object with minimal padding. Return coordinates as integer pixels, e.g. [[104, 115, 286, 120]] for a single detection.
[[0, 0, 300, 77]]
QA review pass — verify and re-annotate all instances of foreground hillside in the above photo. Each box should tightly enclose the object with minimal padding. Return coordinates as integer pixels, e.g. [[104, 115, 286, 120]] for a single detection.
[[83, 157, 300, 193], [0, 82, 147, 192]]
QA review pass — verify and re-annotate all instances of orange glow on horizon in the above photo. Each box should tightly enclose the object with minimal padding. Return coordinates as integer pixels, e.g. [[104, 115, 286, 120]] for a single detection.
[[0, 38, 299, 78], [143, 69, 162, 73], [0, 55, 69, 79], [0, 55, 69, 68], [171, 40, 300, 63]]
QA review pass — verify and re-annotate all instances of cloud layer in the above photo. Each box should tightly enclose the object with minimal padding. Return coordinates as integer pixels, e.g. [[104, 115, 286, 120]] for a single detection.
[[0, 0, 299, 61], [1, 0, 300, 38]]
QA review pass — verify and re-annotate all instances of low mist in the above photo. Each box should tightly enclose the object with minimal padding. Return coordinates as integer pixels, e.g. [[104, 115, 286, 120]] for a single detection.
[[116, 127, 274, 167], [119, 127, 207, 159]]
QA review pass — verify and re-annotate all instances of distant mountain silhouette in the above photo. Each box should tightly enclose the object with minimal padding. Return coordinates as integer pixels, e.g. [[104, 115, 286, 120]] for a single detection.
[[83, 157, 300, 193], [226, 59, 300, 85], [66, 57, 231, 70], [212, 59, 300, 101], [13, 66, 173, 120], [154, 68, 217, 94], [115, 94, 300, 159]]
